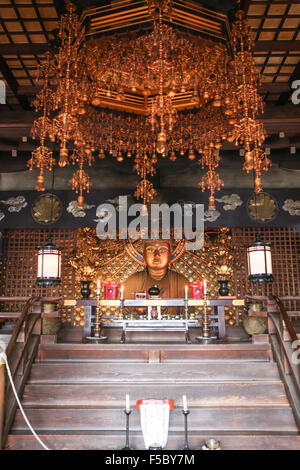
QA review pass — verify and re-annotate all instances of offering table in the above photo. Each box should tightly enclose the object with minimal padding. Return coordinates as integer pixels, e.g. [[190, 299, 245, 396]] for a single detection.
[[64, 298, 245, 343]]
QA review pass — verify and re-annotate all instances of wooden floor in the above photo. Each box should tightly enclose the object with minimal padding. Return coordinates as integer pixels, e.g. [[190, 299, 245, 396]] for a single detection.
[[4, 340, 300, 450]]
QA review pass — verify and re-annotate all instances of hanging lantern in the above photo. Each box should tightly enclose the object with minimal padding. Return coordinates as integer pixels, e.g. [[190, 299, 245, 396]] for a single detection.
[[247, 233, 273, 283], [37, 236, 61, 286]]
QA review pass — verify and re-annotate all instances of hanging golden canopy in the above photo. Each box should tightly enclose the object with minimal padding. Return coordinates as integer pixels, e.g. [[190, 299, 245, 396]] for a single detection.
[[29, 1, 269, 210]]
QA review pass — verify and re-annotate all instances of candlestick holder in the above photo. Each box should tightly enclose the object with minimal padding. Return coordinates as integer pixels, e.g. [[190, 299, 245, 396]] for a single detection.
[[203, 293, 210, 338], [86, 294, 108, 342], [182, 409, 191, 450], [195, 293, 216, 342], [122, 409, 133, 450]]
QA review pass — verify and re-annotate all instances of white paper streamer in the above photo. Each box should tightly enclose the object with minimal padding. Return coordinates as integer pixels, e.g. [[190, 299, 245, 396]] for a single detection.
[[140, 400, 171, 449]]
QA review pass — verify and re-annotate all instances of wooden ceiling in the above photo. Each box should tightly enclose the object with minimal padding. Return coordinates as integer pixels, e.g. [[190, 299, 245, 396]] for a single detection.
[[0, 0, 59, 108], [249, 1, 300, 104], [0, 0, 300, 151]]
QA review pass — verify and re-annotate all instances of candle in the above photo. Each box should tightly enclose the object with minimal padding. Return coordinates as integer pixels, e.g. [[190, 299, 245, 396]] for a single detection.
[[203, 279, 207, 295], [185, 285, 188, 300], [121, 284, 124, 300], [182, 395, 188, 411], [126, 394, 130, 412], [96, 279, 101, 296]]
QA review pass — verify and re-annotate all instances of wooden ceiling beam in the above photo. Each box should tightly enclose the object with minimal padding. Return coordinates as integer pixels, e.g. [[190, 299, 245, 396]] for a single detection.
[[254, 40, 300, 52], [0, 44, 50, 55], [259, 83, 290, 93]]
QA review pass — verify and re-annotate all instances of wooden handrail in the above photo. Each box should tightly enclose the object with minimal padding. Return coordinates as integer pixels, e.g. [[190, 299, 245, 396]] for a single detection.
[[0, 297, 61, 303], [0, 296, 43, 449], [5, 297, 40, 359], [267, 295, 300, 430], [270, 294, 299, 349]]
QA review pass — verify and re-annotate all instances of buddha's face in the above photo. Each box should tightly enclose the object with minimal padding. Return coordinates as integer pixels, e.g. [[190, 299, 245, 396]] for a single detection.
[[144, 240, 171, 278]]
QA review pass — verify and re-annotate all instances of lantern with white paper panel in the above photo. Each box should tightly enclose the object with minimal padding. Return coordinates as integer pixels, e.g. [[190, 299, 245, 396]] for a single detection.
[[37, 236, 61, 286], [247, 233, 273, 284]]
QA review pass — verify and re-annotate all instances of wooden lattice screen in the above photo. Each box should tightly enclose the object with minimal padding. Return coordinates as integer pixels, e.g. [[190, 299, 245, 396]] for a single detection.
[[0, 229, 77, 324], [232, 227, 300, 319], [0, 227, 299, 324]]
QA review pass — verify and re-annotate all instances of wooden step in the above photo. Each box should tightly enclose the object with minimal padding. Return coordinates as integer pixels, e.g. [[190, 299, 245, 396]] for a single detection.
[[21, 381, 290, 408], [27, 362, 281, 384], [37, 342, 272, 362], [11, 407, 299, 433], [5, 433, 300, 450]]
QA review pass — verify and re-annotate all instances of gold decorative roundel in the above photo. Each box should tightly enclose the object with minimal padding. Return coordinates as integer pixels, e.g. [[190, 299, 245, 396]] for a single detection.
[[247, 192, 278, 223], [31, 193, 62, 225]]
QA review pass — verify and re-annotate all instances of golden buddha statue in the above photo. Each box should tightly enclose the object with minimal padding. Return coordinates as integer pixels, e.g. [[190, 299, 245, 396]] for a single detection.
[[124, 239, 188, 313]]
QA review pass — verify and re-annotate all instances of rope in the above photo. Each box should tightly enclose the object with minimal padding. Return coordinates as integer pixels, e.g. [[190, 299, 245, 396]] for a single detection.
[[0, 350, 50, 450]]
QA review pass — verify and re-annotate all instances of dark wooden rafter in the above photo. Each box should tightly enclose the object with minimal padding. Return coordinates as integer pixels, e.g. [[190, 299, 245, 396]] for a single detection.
[[0, 44, 50, 55], [254, 41, 300, 52]]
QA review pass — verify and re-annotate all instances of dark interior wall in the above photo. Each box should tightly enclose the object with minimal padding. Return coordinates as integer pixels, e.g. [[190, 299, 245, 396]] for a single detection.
[[0, 188, 300, 230]]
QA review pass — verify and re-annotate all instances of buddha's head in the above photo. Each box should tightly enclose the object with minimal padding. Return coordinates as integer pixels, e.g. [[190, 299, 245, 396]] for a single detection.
[[143, 239, 172, 280]]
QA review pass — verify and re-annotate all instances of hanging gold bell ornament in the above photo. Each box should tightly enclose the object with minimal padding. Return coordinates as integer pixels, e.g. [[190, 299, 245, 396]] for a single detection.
[[135, 179, 156, 205], [70, 168, 91, 210], [156, 131, 167, 154], [199, 169, 224, 211], [59, 145, 69, 167], [27, 145, 55, 192], [242, 146, 271, 193]]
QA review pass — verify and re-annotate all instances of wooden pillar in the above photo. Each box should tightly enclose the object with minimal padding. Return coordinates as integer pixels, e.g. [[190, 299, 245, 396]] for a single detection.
[[83, 305, 93, 341], [217, 305, 226, 341]]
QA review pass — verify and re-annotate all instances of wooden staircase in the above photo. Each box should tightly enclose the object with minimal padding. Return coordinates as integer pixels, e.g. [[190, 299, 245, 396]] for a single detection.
[[4, 341, 300, 450]]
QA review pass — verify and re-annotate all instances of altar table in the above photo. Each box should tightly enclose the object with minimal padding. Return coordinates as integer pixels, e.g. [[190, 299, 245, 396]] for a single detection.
[[64, 298, 245, 343]]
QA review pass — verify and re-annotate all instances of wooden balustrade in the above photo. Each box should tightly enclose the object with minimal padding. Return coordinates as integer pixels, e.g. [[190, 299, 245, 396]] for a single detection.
[[0, 296, 43, 449], [266, 295, 300, 429]]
